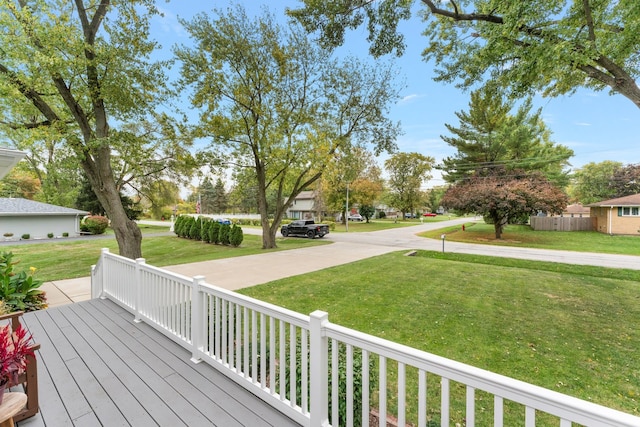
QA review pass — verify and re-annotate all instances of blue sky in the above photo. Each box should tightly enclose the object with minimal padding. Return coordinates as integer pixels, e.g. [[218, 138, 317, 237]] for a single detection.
[[152, 1, 640, 188]]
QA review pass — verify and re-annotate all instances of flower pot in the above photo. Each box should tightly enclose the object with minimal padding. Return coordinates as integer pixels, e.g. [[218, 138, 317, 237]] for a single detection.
[[0, 381, 6, 405]]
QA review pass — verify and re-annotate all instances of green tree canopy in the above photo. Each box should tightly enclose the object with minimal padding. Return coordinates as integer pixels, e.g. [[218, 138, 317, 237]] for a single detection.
[[0, 1, 184, 258], [384, 152, 435, 218], [176, 5, 400, 248], [290, 0, 640, 109], [441, 86, 573, 186], [569, 161, 623, 204]]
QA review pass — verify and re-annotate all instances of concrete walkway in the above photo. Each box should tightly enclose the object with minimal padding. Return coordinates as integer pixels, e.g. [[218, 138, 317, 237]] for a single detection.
[[41, 219, 640, 308]]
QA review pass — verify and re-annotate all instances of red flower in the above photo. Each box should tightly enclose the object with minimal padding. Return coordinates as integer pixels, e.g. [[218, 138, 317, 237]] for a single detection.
[[0, 324, 34, 385]]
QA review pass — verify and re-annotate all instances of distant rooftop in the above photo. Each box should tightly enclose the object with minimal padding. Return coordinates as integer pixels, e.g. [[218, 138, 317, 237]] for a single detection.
[[0, 198, 88, 216]]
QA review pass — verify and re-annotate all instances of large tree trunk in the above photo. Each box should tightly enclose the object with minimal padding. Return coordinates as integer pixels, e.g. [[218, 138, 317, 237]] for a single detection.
[[83, 146, 142, 259]]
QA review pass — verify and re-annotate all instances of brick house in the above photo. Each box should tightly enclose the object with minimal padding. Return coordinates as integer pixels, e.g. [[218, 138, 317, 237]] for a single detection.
[[587, 194, 640, 235]]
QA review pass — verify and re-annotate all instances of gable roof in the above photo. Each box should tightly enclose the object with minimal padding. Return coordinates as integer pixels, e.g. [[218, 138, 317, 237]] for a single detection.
[[586, 194, 640, 207], [0, 198, 89, 216], [294, 190, 315, 200]]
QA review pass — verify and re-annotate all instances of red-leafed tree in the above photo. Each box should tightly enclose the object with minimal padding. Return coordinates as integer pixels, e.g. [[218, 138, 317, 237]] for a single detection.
[[442, 168, 567, 239]]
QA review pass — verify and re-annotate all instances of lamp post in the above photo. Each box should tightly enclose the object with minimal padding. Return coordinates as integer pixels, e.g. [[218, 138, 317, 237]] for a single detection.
[[441, 233, 446, 253]]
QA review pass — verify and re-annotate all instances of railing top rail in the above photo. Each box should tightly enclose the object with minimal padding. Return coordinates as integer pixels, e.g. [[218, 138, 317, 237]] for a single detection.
[[198, 281, 310, 328], [325, 322, 640, 427], [103, 250, 137, 267]]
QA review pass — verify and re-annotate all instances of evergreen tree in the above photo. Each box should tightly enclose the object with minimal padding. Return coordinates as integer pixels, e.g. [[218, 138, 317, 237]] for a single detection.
[[212, 179, 228, 214], [440, 86, 573, 186]]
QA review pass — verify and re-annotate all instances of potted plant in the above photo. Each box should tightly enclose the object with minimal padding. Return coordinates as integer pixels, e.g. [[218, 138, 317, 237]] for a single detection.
[[0, 324, 34, 404], [2, 233, 13, 241]]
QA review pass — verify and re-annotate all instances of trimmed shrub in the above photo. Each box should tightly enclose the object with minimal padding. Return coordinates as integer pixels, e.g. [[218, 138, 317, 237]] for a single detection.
[[218, 223, 231, 245], [229, 224, 244, 247], [202, 219, 212, 243], [209, 221, 221, 244], [62, 232, 69, 237], [173, 215, 184, 236], [47, 233, 54, 238], [21, 234, 30, 240], [81, 215, 109, 234], [189, 217, 201, 240]]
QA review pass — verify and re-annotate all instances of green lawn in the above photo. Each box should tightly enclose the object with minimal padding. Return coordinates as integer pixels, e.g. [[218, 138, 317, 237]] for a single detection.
[[2, 234, 328, 282], [240, 251, 640, 423], [420, 221, 640, 255]]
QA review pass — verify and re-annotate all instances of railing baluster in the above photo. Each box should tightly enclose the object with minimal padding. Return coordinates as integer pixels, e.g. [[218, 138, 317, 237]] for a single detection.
[[228, 302, 235, 369], [379, 356, 386, 427], [215, 297, 221, 361], [301, 328, 308, 414], [362, 350, 369, 427], [494, 395, 504, 427], [260, 312, 266, 389], [441, 377, 450, 427], [251, 309, 257, 382], [466, 385, 475, 426], [269, 316, 276, 395], [222, 300, 228, 365], [526, 406, 535, 427], [398, 362, 405, 427], [244, 307, 249, 378], [289, 323, 296, 408], [418, 369, 426, 427], [280, 319, 286, 401], [346, 344, 354, 427], [331, 339, 339, 426]]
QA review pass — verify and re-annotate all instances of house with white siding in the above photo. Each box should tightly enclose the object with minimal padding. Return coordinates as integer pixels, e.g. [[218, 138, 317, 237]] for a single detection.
[[0, 198, 88, 239]]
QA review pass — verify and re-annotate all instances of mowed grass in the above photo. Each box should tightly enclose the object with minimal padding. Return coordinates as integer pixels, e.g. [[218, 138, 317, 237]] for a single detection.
[[3, 234, 328, 282], [420, 221, 640, 255], [240, 250, 640, 421]]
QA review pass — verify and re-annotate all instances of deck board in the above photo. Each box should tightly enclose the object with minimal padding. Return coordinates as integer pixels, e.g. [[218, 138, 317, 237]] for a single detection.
[[16, 299, 301, 427]]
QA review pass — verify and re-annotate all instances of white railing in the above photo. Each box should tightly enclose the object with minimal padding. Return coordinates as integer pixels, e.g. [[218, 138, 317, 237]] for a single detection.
[[92, 249, 640, 427]]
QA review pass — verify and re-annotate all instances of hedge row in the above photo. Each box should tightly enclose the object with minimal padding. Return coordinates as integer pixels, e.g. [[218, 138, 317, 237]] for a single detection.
[[173, 216, 243, 247]]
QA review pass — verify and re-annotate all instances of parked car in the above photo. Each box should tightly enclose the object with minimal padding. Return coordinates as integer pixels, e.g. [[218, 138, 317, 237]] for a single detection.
[[404, 213, 416, 218], [216, 218, 231, 225], [280, 220, 330, 238], [348, 214, 363, 222], [423, 212, 437, 217]]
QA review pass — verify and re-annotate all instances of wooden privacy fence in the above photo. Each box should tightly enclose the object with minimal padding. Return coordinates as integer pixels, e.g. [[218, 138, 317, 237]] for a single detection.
[[530, 216, 595, 231]]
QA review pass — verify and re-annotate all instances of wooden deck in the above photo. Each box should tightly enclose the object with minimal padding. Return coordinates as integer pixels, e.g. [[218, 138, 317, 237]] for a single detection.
[[15, 299, 301, 427]]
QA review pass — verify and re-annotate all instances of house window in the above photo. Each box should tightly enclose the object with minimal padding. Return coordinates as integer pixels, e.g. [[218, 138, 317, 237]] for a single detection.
[[621, 207, 640, 216]]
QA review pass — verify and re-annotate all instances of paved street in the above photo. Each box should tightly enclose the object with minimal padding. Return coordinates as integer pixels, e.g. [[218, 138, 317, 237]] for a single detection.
[[41, 218, 640, 308]]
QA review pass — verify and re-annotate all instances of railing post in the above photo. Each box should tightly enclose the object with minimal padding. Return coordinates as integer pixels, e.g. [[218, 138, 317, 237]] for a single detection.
[[96, 248, 109, 299], [191, 275, 205, 364], [134, 257, 146, 323], [310, 310, 329, 427]]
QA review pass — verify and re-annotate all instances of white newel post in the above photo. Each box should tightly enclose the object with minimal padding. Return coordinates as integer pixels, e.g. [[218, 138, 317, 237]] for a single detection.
[[134, 258, 146, 323], [310, 310, 329, 427], [99, 248, 109, 299], [191, 275, 205, 363]]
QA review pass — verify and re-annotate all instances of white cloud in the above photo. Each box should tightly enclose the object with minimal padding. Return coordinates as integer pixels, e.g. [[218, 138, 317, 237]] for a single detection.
[[574, 122, 591, 126], [398, 94, 425, 105]]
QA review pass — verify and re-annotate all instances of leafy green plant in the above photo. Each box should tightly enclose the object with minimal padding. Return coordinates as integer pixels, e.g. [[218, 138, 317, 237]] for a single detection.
[[0, 252, 47, 312], [219, 223, 231, 245], [209, 221, 221, 244], [21, 234, 30, 240], [80, 215, 109, 234], [47, 233, 54, 238], [229, 224, 244, 247], [62, 232, 69, 237]]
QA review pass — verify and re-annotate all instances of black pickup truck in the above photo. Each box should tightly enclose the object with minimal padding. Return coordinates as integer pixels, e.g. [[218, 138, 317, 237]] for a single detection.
[[280, 220, 330, 239]]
